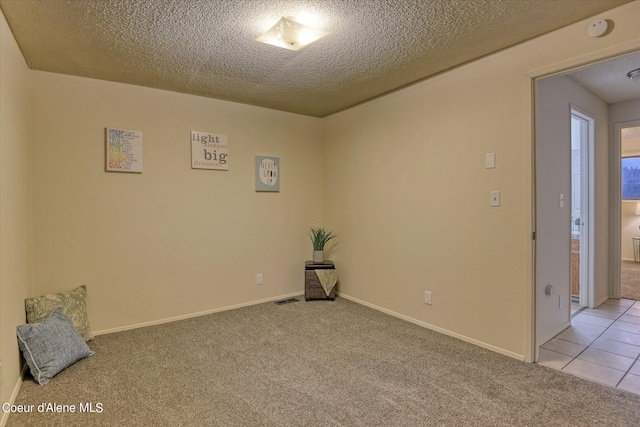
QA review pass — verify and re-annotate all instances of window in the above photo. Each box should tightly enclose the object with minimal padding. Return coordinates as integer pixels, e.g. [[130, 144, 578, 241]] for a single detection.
[[621, 156, 640, 199]]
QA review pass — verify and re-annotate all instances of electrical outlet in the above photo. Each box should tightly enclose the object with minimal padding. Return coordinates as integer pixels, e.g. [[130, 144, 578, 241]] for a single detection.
[[256, 274, 263, 285], [424, 291, 432, 305]]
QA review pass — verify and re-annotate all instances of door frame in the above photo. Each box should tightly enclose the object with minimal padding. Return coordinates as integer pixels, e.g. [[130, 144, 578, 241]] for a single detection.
[[530, 60, 620, 362], [571, 106, 595, 308], [527, 46, 640, 363]]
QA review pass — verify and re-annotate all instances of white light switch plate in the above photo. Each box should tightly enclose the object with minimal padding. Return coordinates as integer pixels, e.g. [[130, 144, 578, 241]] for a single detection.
[[485, 153, 495, 169]]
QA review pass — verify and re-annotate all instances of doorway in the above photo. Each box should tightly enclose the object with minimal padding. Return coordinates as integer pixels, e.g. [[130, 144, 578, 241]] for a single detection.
[[617, 123, 640, 301], [570, 108, 594, 310], [534, 72, 604, 352], [534, 50, 640, 361]]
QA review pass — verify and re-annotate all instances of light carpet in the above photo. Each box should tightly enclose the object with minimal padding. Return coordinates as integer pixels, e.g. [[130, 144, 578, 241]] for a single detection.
[[621, 260, 640, 301], [6, 297, 640, 426]]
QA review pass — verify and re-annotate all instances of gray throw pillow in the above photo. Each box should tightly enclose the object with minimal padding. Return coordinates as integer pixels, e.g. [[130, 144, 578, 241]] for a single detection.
[[16, 308, 94, 385]]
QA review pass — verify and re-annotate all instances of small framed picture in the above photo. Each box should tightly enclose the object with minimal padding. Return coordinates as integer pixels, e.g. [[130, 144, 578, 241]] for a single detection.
[[255, 156, 279, 192], [105, 128, 143, 173], [191, 131, 228, 170]]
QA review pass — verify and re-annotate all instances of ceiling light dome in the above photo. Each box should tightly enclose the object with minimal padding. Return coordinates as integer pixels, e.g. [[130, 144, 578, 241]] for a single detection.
[[256, 17, 328, 51], [628, 68, 640, 85]]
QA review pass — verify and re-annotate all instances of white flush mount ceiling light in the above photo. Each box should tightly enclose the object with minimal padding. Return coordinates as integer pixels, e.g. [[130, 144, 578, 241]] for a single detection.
[[628, 68, 640, 85], [256, 17, 328, 51]]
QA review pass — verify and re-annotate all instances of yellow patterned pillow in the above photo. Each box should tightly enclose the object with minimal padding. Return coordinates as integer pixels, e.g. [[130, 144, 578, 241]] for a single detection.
[[25, 285, 93, 341]]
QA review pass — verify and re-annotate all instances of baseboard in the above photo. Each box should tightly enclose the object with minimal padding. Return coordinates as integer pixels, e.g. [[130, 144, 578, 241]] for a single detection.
[[337, 292, 525, 361], [93, 291, 304, 336], [0, 365, 27, 427], [595, 294, 610, 307], [95, 289, 524, 360], [537, 320, 572, 349]]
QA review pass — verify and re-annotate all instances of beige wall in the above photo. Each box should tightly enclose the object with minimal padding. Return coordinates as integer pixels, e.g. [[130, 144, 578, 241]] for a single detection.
[[0, 10, 32, 414], [323, 49, 530, 358], [30, 72, 323, 333], [323, 2, 640, 359]]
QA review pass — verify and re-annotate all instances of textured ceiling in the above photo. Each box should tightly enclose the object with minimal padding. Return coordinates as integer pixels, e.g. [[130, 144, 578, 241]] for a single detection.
[[0, 0, 635, 117], [567, 51, 640, 104]]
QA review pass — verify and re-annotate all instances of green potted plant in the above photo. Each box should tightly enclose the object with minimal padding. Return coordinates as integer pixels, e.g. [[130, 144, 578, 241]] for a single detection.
[[308, 227, 337, 263]]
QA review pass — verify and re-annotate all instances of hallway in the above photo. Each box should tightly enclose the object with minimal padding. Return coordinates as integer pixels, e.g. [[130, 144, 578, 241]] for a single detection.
[[539, 298, 640, 395]]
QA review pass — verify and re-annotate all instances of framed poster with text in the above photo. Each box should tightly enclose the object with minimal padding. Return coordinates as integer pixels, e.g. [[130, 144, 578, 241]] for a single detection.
[[255, 156, 279, 192], [106, 128, 143, 173], [191, 131, 228, 170]]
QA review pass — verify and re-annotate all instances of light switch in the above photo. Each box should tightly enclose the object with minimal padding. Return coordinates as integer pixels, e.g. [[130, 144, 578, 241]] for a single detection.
[[560, 193, 564, 208], [485, 153, 495, 169], [490, 191, 500, 207]]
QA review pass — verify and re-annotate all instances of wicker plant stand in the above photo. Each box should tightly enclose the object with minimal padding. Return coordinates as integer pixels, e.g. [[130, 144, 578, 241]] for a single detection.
[[305, 260, 336, 301]]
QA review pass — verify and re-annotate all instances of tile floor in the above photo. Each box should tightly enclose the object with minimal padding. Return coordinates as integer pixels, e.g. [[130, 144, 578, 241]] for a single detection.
[[539, 298, 640, 395], [570, 300, 581, 317]]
